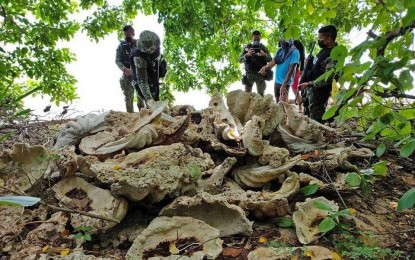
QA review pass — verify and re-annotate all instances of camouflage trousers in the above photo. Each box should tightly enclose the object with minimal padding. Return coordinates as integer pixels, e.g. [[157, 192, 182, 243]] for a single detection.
[[120, 75, 144, 113], [303, 87, 331, 123], [243, 71, 266, 96]]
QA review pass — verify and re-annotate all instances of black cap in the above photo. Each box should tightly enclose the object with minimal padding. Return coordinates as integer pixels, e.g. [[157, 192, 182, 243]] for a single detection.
[[123, 25, 133, 32]]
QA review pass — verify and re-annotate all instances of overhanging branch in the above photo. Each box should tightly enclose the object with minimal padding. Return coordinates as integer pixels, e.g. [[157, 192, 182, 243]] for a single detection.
[[375, 22, 415, 56]]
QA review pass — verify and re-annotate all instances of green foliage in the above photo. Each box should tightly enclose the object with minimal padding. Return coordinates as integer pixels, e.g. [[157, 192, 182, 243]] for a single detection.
[[345, 164, 389, 196], [397, 188, 415, 211], [187, 164, 202, 180], [299, 183, 319, 196], [73, 225, 93, 241], [332, 232, 407, 260], [376, 143, 386, 157], [400, 139, 415, 157], [275, 217, 293, 228], [345, 172, 361, 187], [313, 201, 351, 234]]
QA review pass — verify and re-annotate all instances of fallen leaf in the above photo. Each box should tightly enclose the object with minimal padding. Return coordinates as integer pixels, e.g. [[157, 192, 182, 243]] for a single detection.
[[389, 201, 398, 210], [258, 236, 268, 244], [402, 176, 415, 186], [222, 247, 242, 257], [169, 241, 180, 254], [60, 249, 70, 256], [61, 229, 71, 237], [348, 208, 357, 215], [112, 165, 122, 170], [42, 245, 49, 252], [301, 154, 311, 160], [304, 250, 314, 257], [291, 257, 298, 260], [332, 252, 342, 260]]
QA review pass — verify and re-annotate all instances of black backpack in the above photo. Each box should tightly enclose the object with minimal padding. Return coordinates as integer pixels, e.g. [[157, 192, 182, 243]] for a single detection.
[[130, 50, 167, 101]]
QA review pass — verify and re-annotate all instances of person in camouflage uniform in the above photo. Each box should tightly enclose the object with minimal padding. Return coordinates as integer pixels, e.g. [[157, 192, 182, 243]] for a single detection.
[[299, 25, 338, 123], [239, 30, 272, 96], [115, 25, 144, 113], [131, 30, 164, 109]]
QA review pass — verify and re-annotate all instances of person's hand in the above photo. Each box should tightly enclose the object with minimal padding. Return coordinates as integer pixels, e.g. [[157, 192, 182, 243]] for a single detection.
[[280, 84, 288, 102], [299, 82, 309, 91], [124, 68, 132, 76], [259, 66, 268, 75], [259, 49, 265, 57], [245, 48, 255, 57]]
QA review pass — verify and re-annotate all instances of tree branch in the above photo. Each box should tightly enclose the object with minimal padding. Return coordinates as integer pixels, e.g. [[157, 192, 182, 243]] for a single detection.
[[374, 90, 415, 100], [376, 22, 415, 56]]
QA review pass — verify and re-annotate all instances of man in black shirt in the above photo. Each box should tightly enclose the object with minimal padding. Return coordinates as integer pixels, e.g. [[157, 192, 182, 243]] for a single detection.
[[299, 25, 338, 123]]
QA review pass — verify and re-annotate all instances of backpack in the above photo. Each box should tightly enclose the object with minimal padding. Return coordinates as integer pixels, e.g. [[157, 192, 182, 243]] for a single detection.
[[130, 50, 167, 101]]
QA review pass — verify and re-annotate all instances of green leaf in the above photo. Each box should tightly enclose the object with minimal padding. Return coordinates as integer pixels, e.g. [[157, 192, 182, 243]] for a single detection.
[[372, 161, 388, 176], [0, 201, 20, 206], [300, 184, 319, 196], [400, 139, 415, 157], [84, 234, 92, 241], [291, 26, 301, 39], [376, 143, 386, 157], [74, 226, 83, 232], [326, 10, 336, 18], [0, 133, 13, 142], [276, 217, 294, 228], [397, 188, 415, 211], [314, 201, 334, 212], [330, 45, 348, 61], [306, 2, 314, 14], [358, 69, 374, 85], [322, 105, 338, 120], [318, 217, 336, 233], [402, 7, 415, 26], [73, 233, 83, 239], [84, 226, 93, 232], [345, 173, 361, 187]]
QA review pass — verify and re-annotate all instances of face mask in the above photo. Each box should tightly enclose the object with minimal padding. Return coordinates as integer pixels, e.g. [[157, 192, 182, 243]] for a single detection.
[[252, 40, 259, 46], [280, 41, 289, 48], [148, 48, 161, 60], [318, 40, 327, 49]]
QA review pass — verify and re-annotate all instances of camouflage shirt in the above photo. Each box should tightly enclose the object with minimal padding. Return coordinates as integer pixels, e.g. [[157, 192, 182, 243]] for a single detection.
[[133, 56, 153, 100]]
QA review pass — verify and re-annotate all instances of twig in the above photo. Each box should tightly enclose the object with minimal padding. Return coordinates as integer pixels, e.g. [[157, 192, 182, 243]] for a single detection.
[[374, 90, 415, 100], [0, 185, 26, 195], [37, 246, 122, 259], [375, 23, 415, 56], [371, 228, 415, 235], [0, 186, 120, 223], [45, 204, 120, 224], [320, 149, 348, 208], [366, 30, 379, 39], [176, 236, 220, 260], [25, 220, 59, 225]]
